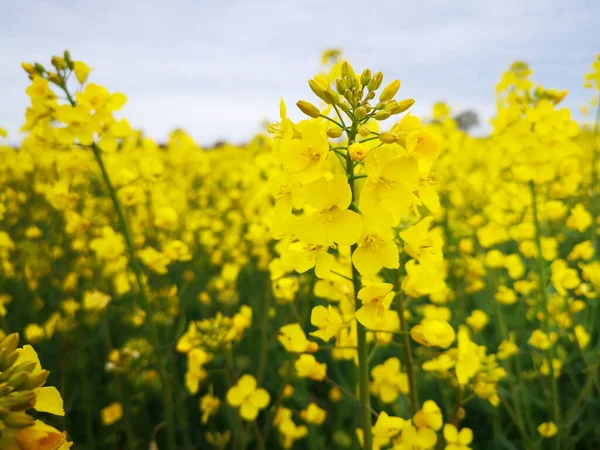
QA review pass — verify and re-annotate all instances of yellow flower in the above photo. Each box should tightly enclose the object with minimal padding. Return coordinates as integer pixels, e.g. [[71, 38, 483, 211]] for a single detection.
[[296, 175, 362, 246], [355, 283, 395, 330], [310, 305, 343, 342], [279, 120, 329, 184], [413, 400, 443, 431], [528, 330, 556, 350], [295, 354, 327, 381], [566, 204, 592, 232], [370, 357, 409, 403], [495, 286, 517, 305], [443, 424, 473, 450], [373, 411, 405, 438], [83, 290, 111, 311], [101, 402, 123, 426], [15, 421, 71, 450], [278, 323, 318, 353], [465, 310, 488, 332], [573, 324, 590, 349], [200, 389, 220, 424], [73, 61, 92, 84], [226, 374, 270, 421], [289, 242, 334, 278], [537, 421, 558, 437], [410, 319, 456, 349], [352, 207, 399, 276], [300, 403, 326, 425]]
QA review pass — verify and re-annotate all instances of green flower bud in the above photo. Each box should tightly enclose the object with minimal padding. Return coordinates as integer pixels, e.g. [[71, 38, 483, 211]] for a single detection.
[[374, 110, 391, 121], [339, 102, 352, 113], [354, 106, 367, 120], [3, 412, 36, 428], [379, 131, 398, 144], [1, 334, 20, 355], [368, 72, 383, 91], [308, 79, 328, 102], [327, 126, 343, 138], [7, 372, 29, 390], [335, 78, 347, 95], [23, 369, 49, 390], [390, 99, 415, 114], [296, 100, 320, 118], [341, 62, 355, 79], [365, 91, 376, 101], [379, 79, 401, 102], [33, 63, 46, 75], [358, 125, 370, 137], [323, 89, 339, 105], [360, 69, 372, 88]]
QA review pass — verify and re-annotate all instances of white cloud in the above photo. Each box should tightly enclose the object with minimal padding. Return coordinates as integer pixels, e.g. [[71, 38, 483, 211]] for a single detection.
[[0, 0, 597, 145]]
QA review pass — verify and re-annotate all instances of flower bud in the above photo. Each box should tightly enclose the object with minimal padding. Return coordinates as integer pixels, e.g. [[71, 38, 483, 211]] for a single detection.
[[379, 132, 398, 144], [33, 63, 46, 75], [0, 351, 19, 372], [379, 79, 401, 102], [21, 63, 36, 75], [365, 91, 376, 101], [3, 412, 36, 428], [327, 126, 343, 138], [360, 69, 372, 88], [7, 371, 29, 390], [308, 79, 328, 102], [48, 72, 63, 85], [368, 72, 383, 91], [23, 369, 49, 390], [339, 102, 352, 113], [296, 100, 320, 118], [390, 99, 415, 115], [341, 62, 355, 79], [323, 89, 339, 105], [374, 110, 391, 121], [354, 106, 367, 120], [335, 78, 347, 95], [358, 125, 370, 137], [1, 334, 19, 355], [63, 50, 74, 69], [51, 56, 66, 70]]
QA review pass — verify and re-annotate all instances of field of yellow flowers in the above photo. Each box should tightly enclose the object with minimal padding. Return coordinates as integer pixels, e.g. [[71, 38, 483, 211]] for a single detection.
[[0, 50, 598, 450]]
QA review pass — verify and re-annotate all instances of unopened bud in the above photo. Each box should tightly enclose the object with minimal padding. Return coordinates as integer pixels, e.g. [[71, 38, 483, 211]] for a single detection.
[[23, 369, 49, 390], [360, 69, 371, 88], [51, 56, 66, 70], [1, 334, 20, 354], [7, 371, 29, 390], [323, 89, 339, 105], [327, 126, 343, 138], [354, 106, 367, 120], [21, 63, 36, 75], [335, 78, 347, 95], [379, 132, 398, 144], [8, 391, 37, 409], [33, 63, 46, 75], [0, 352, 19, 372], [341, 62, 355, 79], [308, 79, 328, 102], [339, 102, 352, 113], [48, 72, 63, 85], [379, 79, 401, 102], [296, 100, 320, 118], [358, 125, 370, 137], [374, 110, 391, 121], [368, 72, 383, 91], [3, 412, 36, 428], [365, 91, 376, 101], [390, 99, 415, 114], [63, 50, 72, 67]]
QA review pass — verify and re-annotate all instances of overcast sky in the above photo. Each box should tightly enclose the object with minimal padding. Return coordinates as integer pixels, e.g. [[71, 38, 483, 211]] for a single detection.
[[1, 0, 598, 145]]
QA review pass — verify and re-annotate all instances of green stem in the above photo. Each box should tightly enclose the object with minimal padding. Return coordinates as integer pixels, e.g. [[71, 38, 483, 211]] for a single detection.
[[530, 181, 560, 448], [101, 313, 137, 450], [395, 285, 419, 414], [347, 125, 374, 450]]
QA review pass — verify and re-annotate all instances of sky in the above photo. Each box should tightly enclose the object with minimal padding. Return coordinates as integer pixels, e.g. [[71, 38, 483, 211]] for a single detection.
[[1, 0, 598, 146]]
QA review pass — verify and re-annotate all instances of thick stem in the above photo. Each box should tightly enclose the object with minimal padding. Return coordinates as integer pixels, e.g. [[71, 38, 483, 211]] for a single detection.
[[530, 181, 560, 447], [346, 126, 374, 450]]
